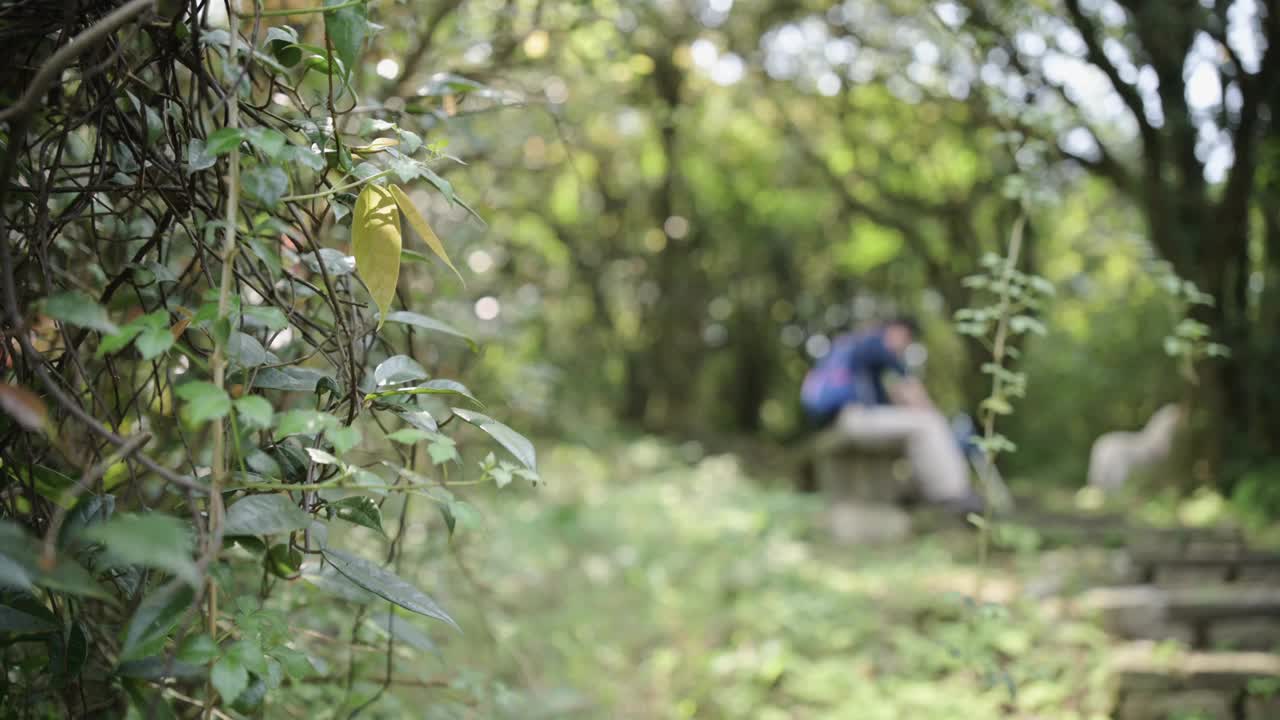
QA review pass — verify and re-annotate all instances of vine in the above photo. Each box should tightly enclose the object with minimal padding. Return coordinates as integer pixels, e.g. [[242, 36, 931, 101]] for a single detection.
[[0, 2, 532, 716]]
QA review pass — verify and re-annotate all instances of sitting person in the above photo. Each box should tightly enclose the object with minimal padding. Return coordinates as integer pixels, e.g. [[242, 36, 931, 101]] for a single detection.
[[801, 317, 983, 511]]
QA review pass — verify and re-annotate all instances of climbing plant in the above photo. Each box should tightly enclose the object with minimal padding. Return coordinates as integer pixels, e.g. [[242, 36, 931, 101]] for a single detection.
[[0, 1, 534, 716]]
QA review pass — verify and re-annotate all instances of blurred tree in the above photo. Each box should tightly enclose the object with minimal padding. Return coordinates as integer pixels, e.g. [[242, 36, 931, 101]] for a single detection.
[[946, 0, 1280, 479]]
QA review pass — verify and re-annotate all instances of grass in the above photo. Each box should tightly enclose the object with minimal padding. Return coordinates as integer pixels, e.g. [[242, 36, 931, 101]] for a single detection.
[[355, 437, 1124, 719]]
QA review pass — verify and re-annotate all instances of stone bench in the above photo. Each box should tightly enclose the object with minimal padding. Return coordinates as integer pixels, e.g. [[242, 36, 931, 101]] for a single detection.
[[808, 428, 913, 503], [805, 428, 915, 544]]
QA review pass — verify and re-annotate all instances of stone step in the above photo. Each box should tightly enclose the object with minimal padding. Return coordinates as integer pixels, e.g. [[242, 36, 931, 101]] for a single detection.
[[1078, 585, 1280, 651], [1111, 641, 1280, 720], [1128, 550, 1280, 585]]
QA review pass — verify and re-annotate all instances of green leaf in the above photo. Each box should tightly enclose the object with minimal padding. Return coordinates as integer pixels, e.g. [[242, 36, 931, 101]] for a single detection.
[[386, 427, 431, 445], [250, 367, 334, 392], [235, 395, 274, 430], [54, 621, 90, 679], [427, 438, 460, 466], [275, 409, 338, 438], [44, 291, 118, 333], [212, 653, 249, 705], [205, 128, 246, 156], [176, 634, 219, 665], [301, 247, 356, 276], [333, 497, 383, 534], [324, 0, 368, 76], [374, 355, 428, 386], [367, 611, 438, 654], [266, 543, 303, 578], [228, 331, 277, 368], [395, 408, 438, 432], [134, 311, 175, 360], [398, 130, 423, 155], [120, 581, 196, 661], [389, 184, 464, 284], [321, 548, 457, 629], [352, 184, 402, 329], [415, 379, 482, 406], [384, 311, 476, 351], [243, 305, 289, 332], [224, 494, 312, 536], [0, 599, 58, 633], [302, 561, 376, 603], [265, 26, 302, 66], [186, 138, 216, 173], [85, 514, 199, 587], [451, 409, 536, 471], [306, 448, 341, 465], [175, 381, 231, 425], [328, 425, 361, 454], [243, 166, 289, 208], [271, 646, 315, 679], [244, 127, 286, 159]]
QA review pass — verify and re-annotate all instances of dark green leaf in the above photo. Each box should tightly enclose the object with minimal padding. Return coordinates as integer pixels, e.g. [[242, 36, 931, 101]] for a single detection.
[[451, 409, 536, 471], [266, 543, 303, 578], [321, 548, 457, 629], [120, 581, 196, 662], [224, 494, 312, 536], [44, 291, 118, 333], [332, 497, 383, 534], [0, 596, 58, 633], [324, 0, 368, 75]]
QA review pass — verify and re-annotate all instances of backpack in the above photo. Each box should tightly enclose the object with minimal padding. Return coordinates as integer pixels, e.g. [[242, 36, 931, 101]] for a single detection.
[[800, 334, 864, 421]]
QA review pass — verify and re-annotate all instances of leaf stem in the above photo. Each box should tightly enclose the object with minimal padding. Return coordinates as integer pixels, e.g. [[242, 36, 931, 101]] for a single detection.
[[280, 169, 393, 203], [245, 0, 371, 18], [204, 9, 241, 717]]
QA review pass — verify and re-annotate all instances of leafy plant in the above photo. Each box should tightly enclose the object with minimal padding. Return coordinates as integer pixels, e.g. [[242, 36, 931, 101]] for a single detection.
[[0, 2, 533, 716]]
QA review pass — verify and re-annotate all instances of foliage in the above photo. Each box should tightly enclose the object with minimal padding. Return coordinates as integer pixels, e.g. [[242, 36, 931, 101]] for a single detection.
[[0, 1, 537, 716], [415, 439, 1118, 718]]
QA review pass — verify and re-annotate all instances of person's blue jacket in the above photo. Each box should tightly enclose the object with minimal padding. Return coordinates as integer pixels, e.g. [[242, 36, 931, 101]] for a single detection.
[[801, 330, 907, 424]]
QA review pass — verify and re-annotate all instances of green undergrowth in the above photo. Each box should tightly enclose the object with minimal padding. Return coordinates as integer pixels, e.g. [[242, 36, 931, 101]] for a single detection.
[[337, 437, 1122, 719]]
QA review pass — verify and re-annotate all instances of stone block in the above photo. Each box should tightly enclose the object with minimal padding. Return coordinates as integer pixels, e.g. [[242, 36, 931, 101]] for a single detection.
[[1115, 689, 1232, 720], [825, 502, 912, 545]]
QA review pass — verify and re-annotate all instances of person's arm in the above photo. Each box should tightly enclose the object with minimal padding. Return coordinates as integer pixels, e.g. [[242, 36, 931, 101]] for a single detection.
[[888, 376, 935, 409]]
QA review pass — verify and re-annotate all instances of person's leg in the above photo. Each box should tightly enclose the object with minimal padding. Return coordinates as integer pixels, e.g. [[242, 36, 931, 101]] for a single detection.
[[836, 404, 973, 502]]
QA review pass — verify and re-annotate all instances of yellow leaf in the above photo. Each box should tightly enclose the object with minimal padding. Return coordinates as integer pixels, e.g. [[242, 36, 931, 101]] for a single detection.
[[350, 137, 399, 154], [352, 184, 402, 329], [388, 184, 464, 285]]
